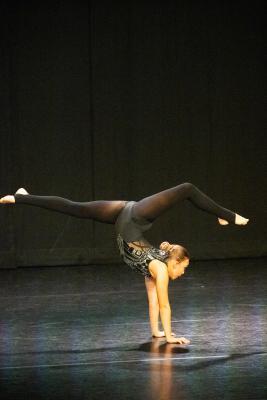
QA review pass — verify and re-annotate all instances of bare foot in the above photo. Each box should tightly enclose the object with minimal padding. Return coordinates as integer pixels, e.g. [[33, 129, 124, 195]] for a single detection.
[[218, 214, 249, 226], [235, 213, 249, 225], [15, 188, 29, 195], [0, 188, 29, 204], [218, 218, 229, 225], [0, 195, 15, 204]]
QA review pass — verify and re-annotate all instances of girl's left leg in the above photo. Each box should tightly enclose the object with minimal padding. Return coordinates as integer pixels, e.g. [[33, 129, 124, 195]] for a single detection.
[[134, 182, 237, 223]]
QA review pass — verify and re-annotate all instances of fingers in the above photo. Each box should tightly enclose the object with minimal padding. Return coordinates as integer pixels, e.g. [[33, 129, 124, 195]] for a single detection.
[[167, 336, 190, 344], [179, 337, 190, 344], [175, 337, 190, 344]]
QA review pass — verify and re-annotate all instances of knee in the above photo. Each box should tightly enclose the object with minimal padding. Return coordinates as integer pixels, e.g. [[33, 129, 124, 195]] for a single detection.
[[182, 182, 195, 193]]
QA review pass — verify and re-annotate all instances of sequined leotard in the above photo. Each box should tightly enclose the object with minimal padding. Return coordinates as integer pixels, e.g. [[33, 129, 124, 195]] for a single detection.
[[115, 201, 169, 278]]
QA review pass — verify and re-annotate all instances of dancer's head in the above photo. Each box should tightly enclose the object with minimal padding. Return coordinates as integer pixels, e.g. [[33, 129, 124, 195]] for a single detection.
[[160, 241, 190, 280]]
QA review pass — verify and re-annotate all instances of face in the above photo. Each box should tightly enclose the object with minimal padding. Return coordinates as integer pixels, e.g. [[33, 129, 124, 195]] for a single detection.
[[168, 257, 189, 280]]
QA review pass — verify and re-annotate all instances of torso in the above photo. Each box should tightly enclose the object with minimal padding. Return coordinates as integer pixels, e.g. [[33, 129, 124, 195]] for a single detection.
[[115, 201, 169, 277], [117, 234, 168, 278]]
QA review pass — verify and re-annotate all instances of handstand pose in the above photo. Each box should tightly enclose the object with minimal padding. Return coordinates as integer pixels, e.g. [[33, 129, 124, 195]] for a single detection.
[[0, 182, 249, 344]]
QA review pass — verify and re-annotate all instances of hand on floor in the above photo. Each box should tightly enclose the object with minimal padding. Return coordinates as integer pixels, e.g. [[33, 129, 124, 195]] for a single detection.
[[167, 336, 190, 345]]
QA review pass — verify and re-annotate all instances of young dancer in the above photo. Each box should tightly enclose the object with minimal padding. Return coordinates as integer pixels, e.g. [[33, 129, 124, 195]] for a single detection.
[[0, 182, 249, 344]]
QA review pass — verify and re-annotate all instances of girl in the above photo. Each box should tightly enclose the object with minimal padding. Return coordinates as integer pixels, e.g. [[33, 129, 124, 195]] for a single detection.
[[0, 182, 249, 344]]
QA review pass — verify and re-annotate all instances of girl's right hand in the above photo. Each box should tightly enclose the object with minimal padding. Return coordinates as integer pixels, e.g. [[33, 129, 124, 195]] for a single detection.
[[0, 195, 15, 204], [167, 336, 190, 345]]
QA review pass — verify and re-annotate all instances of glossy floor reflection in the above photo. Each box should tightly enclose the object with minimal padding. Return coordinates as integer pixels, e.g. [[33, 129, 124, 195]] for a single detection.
[[0, 258, 266, 400]]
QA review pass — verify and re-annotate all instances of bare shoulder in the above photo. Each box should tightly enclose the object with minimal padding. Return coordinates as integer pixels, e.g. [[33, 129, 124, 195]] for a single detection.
[[148, 259, 168, 280]]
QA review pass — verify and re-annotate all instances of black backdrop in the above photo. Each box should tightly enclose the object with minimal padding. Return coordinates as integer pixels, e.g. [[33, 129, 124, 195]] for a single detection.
[[0, 1, 266, 268]]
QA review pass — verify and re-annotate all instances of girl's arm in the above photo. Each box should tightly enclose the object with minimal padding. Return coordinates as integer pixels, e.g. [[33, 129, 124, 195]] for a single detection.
[[151, 261, 172, 340], [145, 277, 176, 338], [149, 260, 190, 345], [145, 276, 163, 337]]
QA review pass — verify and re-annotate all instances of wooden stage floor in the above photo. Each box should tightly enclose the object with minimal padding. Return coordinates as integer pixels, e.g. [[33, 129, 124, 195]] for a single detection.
[[0, 257, 266, 399]]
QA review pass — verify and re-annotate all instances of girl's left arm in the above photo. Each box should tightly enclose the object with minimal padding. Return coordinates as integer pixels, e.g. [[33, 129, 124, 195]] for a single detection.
[[145, 277, 161, 336]]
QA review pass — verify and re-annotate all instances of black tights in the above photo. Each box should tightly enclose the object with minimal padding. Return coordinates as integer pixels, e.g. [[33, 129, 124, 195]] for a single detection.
[[14, 182, 236, 224]]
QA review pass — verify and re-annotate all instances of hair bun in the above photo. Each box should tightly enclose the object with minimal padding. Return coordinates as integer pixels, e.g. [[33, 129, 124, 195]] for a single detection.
[[160, 241, 171, 251]]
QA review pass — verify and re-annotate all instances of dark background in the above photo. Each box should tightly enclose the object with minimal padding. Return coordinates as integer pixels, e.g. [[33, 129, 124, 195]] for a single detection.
[[0, 0, 266, 268]]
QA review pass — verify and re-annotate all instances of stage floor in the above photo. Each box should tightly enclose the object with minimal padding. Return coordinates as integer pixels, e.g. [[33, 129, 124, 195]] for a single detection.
[[0, 257, 266, 400]]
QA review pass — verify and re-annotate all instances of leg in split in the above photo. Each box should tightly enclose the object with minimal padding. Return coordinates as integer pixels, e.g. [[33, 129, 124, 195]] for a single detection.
[[133, 182, 237, 223], [14, 191, 126, 224], [2, 185, 248, 225]]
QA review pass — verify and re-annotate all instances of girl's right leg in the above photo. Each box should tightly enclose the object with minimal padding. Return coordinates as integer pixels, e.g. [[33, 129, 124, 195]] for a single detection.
[[133, 182, 238, 223], [14, 191, 126, 224]]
